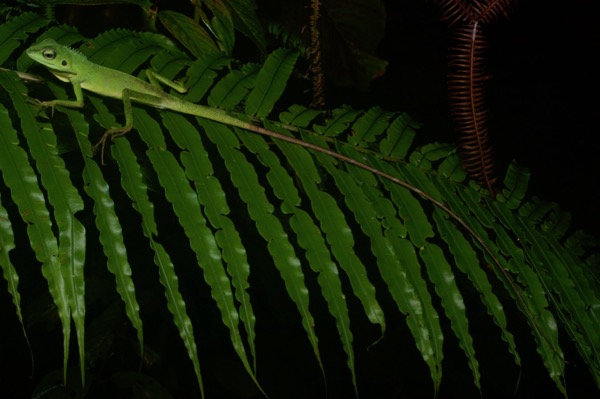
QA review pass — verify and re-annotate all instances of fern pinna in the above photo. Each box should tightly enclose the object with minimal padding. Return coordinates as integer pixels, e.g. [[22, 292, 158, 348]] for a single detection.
[[0, 11, 598, 399]]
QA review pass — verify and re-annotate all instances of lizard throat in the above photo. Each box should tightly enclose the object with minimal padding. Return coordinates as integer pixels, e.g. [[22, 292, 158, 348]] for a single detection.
[[48, 68, 76, 83]]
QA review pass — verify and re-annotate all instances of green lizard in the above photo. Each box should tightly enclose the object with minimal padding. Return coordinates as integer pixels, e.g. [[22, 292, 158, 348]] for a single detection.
[[26, 38, 274, 155]]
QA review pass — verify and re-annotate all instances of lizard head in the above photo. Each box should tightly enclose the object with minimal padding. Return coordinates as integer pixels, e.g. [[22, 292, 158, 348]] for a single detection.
[[26, 39, 85, 79]]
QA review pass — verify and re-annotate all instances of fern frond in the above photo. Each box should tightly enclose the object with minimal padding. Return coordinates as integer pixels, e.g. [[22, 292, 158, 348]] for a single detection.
[[314, 105, 361, 136], [83, 95, 147, 364], [0, 116, 31, 375], [196, 0, 236, 55], [88, 29, 182, 71], [142, 109, 262, 395], [432, 175, 521, 367], [437, 0, 517, 25]]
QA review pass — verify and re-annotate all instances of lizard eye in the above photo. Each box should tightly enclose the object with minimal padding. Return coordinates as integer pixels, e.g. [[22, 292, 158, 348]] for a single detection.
[[42, 49, 56, 60]]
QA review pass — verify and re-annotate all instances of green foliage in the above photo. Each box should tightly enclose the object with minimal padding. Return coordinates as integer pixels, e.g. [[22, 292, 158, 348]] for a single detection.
[[0, 11, 599, 399]]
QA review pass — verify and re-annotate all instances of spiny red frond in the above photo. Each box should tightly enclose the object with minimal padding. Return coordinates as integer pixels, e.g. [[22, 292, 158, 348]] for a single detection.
[[447, 22, 499, 193], [436, 0, 519, 193]]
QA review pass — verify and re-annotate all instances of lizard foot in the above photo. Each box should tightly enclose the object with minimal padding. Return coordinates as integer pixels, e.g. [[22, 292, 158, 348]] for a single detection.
[[93, 127, 131, 165], [25, 97, 56, 118]]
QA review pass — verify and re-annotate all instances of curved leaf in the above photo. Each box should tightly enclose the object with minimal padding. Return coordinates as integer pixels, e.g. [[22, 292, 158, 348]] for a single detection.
[[348, 106, 391, 147], [158, 10, 221, 59], [197, 0, 235, 54], [208, 62, 259, 109]]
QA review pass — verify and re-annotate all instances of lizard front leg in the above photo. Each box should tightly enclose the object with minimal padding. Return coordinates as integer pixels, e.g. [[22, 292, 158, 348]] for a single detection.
[[29, 78, 85, 116]]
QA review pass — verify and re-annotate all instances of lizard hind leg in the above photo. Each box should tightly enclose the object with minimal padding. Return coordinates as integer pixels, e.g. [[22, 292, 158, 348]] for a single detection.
[[93, 126, 132, 164], [145, 69, 188, 94], [93, 88, 136, 164]]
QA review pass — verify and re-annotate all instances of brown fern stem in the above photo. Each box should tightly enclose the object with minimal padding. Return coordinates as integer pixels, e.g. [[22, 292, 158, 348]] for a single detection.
[[308, 0, 325, 109]]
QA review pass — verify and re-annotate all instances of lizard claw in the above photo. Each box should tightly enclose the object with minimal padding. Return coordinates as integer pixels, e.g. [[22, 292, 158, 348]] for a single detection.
[[92, 133, 110, 165], [92, 127, 132, 165], [26, 97, 56, 117]]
